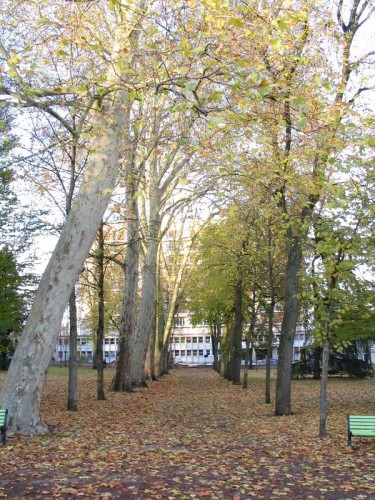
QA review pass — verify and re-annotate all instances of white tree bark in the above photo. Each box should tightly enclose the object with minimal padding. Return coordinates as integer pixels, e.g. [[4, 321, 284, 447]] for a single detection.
[[131, 177, 161, 386], [110, 156, 141, 392], [155, 237, 192, 376], [0, 4, 145, 435]]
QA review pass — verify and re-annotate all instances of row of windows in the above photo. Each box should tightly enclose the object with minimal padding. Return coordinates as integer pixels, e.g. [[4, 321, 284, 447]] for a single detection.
[[174, 318, 211, 327], [174, 317, 186, 326], [172, 336, 211, 344], [78, 338, 118, 345], [174, 350, 211, 357], [257, 332, 307, 343]]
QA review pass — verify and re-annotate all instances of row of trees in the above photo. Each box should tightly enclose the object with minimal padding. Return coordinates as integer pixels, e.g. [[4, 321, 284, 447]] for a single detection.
[[0, 0, 374, 436]]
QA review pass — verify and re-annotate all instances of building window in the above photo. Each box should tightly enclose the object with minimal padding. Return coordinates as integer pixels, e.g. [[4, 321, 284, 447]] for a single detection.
[[198, 337, 203, 343], [206, 350, 211, 356], [175, 316, 185, 326], [193, 350, 198, 356], [192, 337, 197, 343], [110, 338, 116, 344], [186, 337, 192, 343], [175, 350, 180, 356], [174, 337, 180, 343], [104, 339, 110, 344], [180, 350, 186, 356], [199, 350, 203, 356], [205, 336, 211, 343], [180, 337, 185, 343], [187, 350, 192, 356]]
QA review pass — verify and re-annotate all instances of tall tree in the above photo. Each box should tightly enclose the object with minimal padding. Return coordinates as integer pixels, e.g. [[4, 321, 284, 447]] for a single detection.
[[95, 221, 106, 401], [245, 0, 375, 416], [0, 1, 147, 436], [0, 247, 24, 369]]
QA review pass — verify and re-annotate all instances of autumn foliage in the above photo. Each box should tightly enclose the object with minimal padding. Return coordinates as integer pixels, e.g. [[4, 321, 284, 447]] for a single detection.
[[0, 367, 374, 498]]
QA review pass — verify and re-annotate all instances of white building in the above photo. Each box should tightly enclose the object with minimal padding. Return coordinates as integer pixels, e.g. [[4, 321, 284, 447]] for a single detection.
[[52, 329, 119, 364], [170, 311, 214, 366]]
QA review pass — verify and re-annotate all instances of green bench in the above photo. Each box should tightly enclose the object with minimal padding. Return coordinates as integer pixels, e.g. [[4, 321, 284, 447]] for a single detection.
[[347, 415, 375, 448], [0, 408, 8, 445]]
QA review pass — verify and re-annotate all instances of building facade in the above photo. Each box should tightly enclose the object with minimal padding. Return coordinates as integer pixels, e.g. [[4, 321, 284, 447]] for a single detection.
[[52, 329, 119, 365], [52, 311, 375, 366], [170, 311, 214, 366]]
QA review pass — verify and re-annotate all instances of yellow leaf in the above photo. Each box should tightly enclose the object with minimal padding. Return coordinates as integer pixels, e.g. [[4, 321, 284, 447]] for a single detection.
[[7, 54, 21, 65]]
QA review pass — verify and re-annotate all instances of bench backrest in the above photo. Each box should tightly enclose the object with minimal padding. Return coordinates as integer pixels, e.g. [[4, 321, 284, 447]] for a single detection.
[[348, 415, 375, 436], [0, 408, 8, 427]]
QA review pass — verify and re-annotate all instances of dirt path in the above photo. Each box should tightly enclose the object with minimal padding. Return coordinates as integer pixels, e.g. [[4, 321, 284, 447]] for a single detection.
[[0, 367, 374, 498]]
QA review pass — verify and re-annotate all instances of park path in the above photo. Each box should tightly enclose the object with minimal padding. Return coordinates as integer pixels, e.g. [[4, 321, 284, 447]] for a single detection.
[[0, 366, 374, 499]]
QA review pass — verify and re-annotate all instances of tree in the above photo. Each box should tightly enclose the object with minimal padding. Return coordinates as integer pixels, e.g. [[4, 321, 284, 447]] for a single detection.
[[0, 248, 24, 369], [153, 217, 198, 379], [0, 1, 147, 436], [184, 212, 260, 384], [237, 0, 375, 416], [0, 106, 39, 370], [95, 222, 106, 400], [21, 105, 92, 411], [311, 204, 374, 435], [111, 88, 212, 390]]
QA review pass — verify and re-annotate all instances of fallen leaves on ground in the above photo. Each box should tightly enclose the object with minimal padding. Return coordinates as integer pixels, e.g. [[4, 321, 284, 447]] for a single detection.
[[0, 367, 374, 499]]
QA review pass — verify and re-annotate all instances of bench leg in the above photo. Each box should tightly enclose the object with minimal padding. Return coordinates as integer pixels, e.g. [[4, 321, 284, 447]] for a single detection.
[[347, 431, 352, 448], [0, 425, 5, 445]]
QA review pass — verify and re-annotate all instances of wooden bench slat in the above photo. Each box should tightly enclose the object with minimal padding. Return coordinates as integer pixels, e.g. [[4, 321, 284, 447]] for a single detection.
[[350, 423, 375, 427], [349, 416, 375, 421], [350, 424, 375, 428]]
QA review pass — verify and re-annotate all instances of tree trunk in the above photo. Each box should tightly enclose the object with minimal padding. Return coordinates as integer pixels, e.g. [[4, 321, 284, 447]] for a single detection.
[[0, 10, 145, 436], [144, 311, 157, 381], [265, 296, 275, 404], [265, 223, 276, 404], [243, 288, 257, 389], [313, 346, 322, 380], [110, 155, 140, 393], [212, 321, 221, 373], [319, 338, 330, 437], [242, 334, 251, 389], [158, 343, 170, 378], [228, 277, 243, 385], [152, 256, 166, 380], [66, 136, 79, 411], [131, 152, 161, 386], [275, 236, 303, 415], [131, 227, 160, 386], [220, 316, 231, 379], [96, 222, 105, 401], [153, 306, 165, 378], [319, 247, 342, 437], [156, 239, 192, 378], [67, 288, 78, 411]]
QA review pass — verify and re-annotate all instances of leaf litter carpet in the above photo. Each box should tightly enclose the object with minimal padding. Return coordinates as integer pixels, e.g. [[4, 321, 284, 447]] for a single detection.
[[0, 366, 374, 499]]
